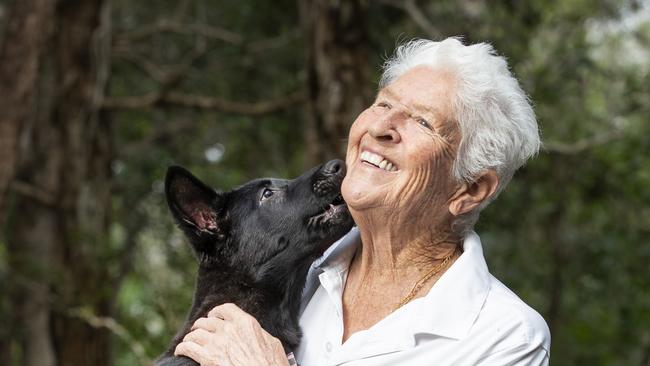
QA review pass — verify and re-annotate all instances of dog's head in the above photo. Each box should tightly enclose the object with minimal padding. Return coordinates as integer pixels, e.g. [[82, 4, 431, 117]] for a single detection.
[[165, 160, 353, 285]]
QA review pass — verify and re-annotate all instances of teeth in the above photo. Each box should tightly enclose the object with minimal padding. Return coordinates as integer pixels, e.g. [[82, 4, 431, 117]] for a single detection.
[[360, 150, 397, 172]]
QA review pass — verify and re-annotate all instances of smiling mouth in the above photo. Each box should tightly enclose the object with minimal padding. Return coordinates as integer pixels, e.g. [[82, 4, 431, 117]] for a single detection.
[[360, 151, 398, 172]]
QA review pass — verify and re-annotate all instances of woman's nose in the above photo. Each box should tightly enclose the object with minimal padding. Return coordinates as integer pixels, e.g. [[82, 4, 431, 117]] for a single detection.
[[368, 112, 402, 143]]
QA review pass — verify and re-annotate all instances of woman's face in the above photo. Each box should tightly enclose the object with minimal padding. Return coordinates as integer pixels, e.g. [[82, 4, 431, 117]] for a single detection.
[[342, 66, 462, 217]]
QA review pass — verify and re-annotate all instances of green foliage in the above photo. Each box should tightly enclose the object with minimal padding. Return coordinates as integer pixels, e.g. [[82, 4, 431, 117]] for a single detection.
[[107, 0, 308, 363]]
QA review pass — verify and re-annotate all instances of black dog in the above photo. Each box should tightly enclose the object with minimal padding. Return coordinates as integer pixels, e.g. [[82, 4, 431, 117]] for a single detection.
[[156, 160, 353, 366]]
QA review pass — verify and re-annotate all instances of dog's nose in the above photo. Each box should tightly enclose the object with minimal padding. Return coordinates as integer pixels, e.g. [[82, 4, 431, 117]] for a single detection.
[[322, 159, 345, 177]]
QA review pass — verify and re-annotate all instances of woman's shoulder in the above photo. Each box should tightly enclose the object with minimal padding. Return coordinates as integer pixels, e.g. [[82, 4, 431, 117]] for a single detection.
[[477, 274, 551, 353]]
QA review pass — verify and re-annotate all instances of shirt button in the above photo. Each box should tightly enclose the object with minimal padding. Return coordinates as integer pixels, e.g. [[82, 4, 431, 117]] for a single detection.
[[325, 341, 333, 353]]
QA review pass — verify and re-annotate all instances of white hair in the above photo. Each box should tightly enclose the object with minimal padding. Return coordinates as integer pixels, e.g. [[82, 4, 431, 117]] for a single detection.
[[380, 37, 540, 230]]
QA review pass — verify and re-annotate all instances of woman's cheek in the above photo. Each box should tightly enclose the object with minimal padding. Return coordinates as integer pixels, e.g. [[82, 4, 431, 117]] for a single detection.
[[392, 163, 449, 214], [393, 167, 428, 205], [348, 109, 373, 139]]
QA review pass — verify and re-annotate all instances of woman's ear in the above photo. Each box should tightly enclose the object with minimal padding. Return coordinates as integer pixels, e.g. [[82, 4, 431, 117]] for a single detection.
[[448, 170, 499, 216]]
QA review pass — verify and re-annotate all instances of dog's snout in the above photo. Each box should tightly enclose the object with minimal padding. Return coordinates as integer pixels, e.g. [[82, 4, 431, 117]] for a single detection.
[[321, 159, 345, 177], [312, 159, 346, 197]]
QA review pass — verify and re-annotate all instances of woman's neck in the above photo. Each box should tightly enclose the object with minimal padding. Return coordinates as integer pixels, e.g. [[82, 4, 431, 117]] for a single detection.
[[340, 209, 462, 342], [349, 207, 461, 281]]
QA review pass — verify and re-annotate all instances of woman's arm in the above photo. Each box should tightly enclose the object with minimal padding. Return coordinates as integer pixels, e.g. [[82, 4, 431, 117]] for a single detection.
[[174, 303, 290, 366]]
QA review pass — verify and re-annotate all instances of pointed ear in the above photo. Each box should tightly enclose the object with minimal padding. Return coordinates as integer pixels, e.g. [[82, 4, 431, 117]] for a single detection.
[[448, 170, 499, 216], [165, 166, 227, 247]]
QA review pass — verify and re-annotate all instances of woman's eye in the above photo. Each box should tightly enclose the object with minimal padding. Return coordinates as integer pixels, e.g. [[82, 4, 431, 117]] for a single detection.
[[376, 101, 391, 109], [417, 117, 431, 129], [261, 188, 274, 200]]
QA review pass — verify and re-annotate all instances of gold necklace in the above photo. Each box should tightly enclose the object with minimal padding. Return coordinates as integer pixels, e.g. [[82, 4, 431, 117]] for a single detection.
[[395, 248, 457, 310]]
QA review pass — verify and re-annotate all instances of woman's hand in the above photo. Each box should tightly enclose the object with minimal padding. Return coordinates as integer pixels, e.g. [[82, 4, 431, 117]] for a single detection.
[[174, 303, 289, 366]]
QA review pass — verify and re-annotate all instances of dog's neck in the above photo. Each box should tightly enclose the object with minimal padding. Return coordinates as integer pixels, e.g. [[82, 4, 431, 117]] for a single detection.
[[189, 262, 312, 351]]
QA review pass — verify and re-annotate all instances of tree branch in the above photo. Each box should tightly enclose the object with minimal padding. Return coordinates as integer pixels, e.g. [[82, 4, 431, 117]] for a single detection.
[[114, 20, 243, 45], [113, 35, 208, 85], [68, 307, 152, 366], [375, 0, 440, 38], [113, 22, 299, 55], [247, 28, 301, 52], [119, 118, 198, 156], [161, 40, 208, 89], [10, 180, 57, 206], [103, 90, 306, 115], [112, 50, 167, 82], [544, 126, 626, 154]]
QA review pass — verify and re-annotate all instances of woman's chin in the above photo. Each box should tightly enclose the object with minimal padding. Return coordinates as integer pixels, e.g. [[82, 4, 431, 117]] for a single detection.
[[342, 171, 401, 212], [341, 185, 382, 212]]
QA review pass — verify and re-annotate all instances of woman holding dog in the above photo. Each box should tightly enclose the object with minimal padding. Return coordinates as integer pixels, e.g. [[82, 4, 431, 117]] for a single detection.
[[175, 38, 551, 365]]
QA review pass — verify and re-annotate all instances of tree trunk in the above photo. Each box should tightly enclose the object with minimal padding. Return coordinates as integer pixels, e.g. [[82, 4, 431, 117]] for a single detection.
[[300, 0, 372, 166], [0, 1, 58, 364], [0, 0, 55, 225], [6, 0, 114, 365]]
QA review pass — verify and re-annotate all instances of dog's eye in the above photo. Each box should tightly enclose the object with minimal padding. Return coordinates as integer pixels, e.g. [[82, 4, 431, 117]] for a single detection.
[[261, 188, 274, 200]]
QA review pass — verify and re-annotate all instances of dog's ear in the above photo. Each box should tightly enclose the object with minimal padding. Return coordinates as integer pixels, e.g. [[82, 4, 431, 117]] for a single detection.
[[165, 166, 227, 251]]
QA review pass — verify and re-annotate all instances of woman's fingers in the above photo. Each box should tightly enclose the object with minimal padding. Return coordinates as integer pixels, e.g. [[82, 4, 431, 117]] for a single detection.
[[176, 303, 289, 366], [175, 340, 217, 366], [183, 328, 213, 346], [208, 302, 247, 321], [191, 316, 223, 332], [209, 303, 263, 331]]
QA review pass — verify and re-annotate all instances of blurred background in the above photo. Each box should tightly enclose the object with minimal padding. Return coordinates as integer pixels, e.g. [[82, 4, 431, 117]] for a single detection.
[[0, 0, 648, 365]]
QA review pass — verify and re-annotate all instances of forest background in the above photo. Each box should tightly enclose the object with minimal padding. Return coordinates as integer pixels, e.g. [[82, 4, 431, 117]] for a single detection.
[[0, 0, 649, 365]]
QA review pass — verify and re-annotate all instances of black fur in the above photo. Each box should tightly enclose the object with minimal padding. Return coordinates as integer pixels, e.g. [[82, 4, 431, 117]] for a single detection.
[[156, 160, 353, 366]]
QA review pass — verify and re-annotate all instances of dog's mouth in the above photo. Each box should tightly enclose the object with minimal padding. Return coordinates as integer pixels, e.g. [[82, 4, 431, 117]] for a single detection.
[[308, 193, 349, 228], [303, 159, 354, 244]]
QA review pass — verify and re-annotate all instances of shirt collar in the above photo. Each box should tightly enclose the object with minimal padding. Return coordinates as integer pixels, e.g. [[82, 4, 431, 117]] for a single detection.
[[299, 227, 360, 314], [406, 231, 491, 340], [313, 226, 360, 272], [302, 228, 491, 341]]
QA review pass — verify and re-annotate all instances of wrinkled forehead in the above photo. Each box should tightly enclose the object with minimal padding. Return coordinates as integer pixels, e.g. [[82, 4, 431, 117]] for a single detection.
[[379, 66, 458, 121]]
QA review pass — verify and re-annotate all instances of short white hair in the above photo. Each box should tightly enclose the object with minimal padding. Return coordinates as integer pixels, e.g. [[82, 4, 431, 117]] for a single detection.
[[380, 37, 540, 230]]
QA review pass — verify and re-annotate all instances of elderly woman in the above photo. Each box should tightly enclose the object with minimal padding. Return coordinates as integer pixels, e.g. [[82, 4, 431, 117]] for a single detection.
[[175, 37, 551, 365]]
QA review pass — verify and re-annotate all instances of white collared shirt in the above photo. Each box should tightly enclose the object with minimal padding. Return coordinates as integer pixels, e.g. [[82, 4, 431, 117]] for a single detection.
[[296, 228, 550, 365]]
